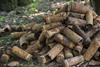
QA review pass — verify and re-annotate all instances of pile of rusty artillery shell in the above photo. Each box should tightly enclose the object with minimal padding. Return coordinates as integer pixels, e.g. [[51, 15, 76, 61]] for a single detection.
[[0, 2, 100, 67]]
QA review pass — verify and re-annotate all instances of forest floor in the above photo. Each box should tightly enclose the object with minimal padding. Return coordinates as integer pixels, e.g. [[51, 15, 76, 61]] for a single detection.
[[0, 0, 69, 67]]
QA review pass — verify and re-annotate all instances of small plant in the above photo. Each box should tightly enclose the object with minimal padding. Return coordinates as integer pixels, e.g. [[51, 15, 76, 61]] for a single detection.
[[0, 16, 5, 24]]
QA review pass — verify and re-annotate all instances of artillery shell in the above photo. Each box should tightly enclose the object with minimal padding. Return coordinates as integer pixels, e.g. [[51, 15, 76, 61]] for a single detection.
[[94, 22, 100, 30], [67, 17, 86, 27], [63, 27, 83, 43], [25, 41, 36, 54], [94, 31, 100, 40], [31, 23, 43, 32], [0, 28, 5, 36], [46, 37, 54, 45], [56, 52, 64, 63], [38, 44, 63, 63], [12, 46, 32, 61], [55, 3, 69, 14], [94, 16, 100, 22], [46, 26, 64, 38], [10, 32, 27, 39], [54, 33, 75, 49], [19, 33, 35, 49], [94, 51, 100, 61], [38, 30, 46, 44], [21, 23, 35, 30], [89, 60, 100, 65], [43, 23, 62, 30], [3, 24, 12, 32], [83, 39, 100, 61], [48, 43, 55, 49], [69, 12, 85, 19], [32, 47, 49, 58], [0, 54, 10, 63], [84, 0, 90, 5], [47, 43, 64, 60], [26, 41, 42, 54], [10, 25, 22, 31], [70, 2, 89, 14], [73, 24, 91, 44], [73, 43, 83, 56], [86, 10, 93, 28], [7, 61, 20, 67], [9, 23, 35, 31], [45, 12, 69, 23], [64, 48, 73, 59], [0, 28, 4, 32], [64, 55, 84, 67], [24, 33, 35, 41], [38, 54, 51, 64], [38, 47, 50, 56], [56, 2, 89, 14], [92, 10, 98, 19], [86, 28, 99, 39]]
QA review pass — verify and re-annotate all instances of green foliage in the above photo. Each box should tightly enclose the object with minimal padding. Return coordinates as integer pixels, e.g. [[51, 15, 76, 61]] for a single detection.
[[0, 16, 5, 22], [27, 0, 41, 13], [0, 35, 12, 46]]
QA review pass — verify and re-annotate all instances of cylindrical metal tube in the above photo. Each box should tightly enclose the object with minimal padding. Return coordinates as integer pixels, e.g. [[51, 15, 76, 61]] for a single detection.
[[11, 46, 32, 61], [46, 26, 64, 38], [64, 48, 73, 59], [69, 12, 85, 19], [47, 43, 55, 49], [31, 23, 43, 32], [83, 39, 100, 61], [43, 23, 62, 30], [94, 51, 100, 61], [45, 12, 68, 23], [38, 44, 63, 64], [70, 2, 89, 14], [7, 61, 20, 67], [86, 28, 99, 40], [73, 24, 91, 44], [3, 25, 12, 32], [26, 41, 42, 54], [54, 33, 75, 49], [38, 30, 46, 44], [56, 51, 64, 63], [86, 10, 93, 29], [0, 54, 10, 63], [63, 27, 83, 43], [19, 33, 35, 49], [73, 43, 83, 56], [47, 43, 64, 60], [64, 55, 84, 67], [21, 23, 35, 31], [10, 32, 27, 39], [37, 54, 51, 64], [67, 17, 86, 27]]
